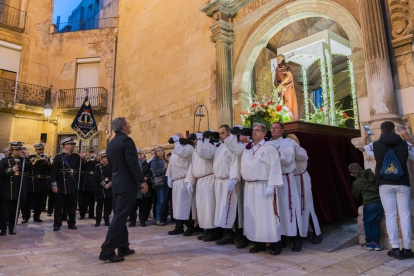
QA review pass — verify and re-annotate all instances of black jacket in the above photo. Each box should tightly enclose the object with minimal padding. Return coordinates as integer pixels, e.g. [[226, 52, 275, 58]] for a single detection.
[[81, 158, 98, 191], [107, 132, 145, 193], [373, 133, 410, 186], [26, 155, 50, 193], [50, 153, 81, 195], [0, 156, 30, 200], [94, 163, 112, 199]]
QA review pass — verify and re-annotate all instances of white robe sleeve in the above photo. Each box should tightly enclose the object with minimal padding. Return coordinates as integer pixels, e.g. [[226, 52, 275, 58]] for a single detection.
[[197, 140, 216, 160], [295, 145, 308, 162], [278, 145, 295, 167], [225, 134, 245, 156], [166, 161, 172, 178], [364, 142, 374, 157], [268, 146, 283, 187], [229, 152, 241, 181], [174, 143, 194, 158], [184, 161, 196, 185]]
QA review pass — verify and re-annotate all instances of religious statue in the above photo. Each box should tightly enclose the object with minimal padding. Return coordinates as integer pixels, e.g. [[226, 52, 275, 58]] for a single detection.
[[274, 54, 298, 120]]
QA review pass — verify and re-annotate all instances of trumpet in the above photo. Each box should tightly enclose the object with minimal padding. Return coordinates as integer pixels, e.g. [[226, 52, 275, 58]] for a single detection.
[[91, 154, 96, 161], [40, 153, 47, 160]]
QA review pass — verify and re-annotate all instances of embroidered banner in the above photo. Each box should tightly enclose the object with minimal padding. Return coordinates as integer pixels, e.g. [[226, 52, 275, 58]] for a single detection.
[[71, 91, 98, 140]]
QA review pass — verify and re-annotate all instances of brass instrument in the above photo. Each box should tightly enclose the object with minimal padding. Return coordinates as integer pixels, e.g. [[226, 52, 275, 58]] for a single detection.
[[31, 153, 48, 165], [14, 159, 20, 176], [83, 154, 96, 162], [40, 153, 47, 160]]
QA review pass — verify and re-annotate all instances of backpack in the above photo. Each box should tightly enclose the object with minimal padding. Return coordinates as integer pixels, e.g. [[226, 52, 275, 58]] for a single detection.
[[380, 149, 404, 181]]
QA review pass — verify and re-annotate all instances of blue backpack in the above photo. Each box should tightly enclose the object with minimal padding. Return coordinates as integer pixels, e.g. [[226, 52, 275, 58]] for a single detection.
[[380, 149, 404, 181]]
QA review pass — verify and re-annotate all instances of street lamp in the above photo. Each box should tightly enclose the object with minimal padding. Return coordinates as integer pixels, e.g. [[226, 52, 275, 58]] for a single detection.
[[43, 86, 57, 126], [193, 105, 209, 132], [43, 104, 52, 119]]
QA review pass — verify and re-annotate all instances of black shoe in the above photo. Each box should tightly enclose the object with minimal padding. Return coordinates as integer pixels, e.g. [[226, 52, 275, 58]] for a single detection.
[[183, 228, 194, 237], [249, 243, 266, 253], [79, 216, 85, 220], [34, 218, 43, 223], [236, 237, 249, 249], [21, 219, 29, 224], [311, 233, 322, 244], [99, 254, 125, 262], [197, 232, 206, 240], [292, 237, 302, 252], [270, 242, 282, 255], [128, 222, 136, 227], [68, 225, 77, 230], [168, 228, 184, 235], [403, 249, 414, 259], [105, 221, 110, 226], [95, 222, 100, 227], [140, 222, 146, 227], [53, 226, 60, 231], [204, 230, 221, 242], [215, 234, 235, 245], [9, 229, 16, 235], [118, 249, 135, 258], [387, 248, 403, 260], [0, 230, 6, 236]]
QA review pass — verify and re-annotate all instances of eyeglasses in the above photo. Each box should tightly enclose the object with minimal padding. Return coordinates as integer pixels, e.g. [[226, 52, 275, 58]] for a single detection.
[[252, 129, 264, 133]]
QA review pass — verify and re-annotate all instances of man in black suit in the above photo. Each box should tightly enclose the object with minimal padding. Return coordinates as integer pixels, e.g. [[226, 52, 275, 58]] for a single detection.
[[99, 117, 148, 262]]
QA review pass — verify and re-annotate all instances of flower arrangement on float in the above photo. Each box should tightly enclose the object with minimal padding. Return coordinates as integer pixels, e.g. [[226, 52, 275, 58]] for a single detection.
[[240, 97, 293, 128], [308, 100, 354, 128]]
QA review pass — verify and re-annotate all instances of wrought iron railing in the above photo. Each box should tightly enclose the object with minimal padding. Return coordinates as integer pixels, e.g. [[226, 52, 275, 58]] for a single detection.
[[56, 17, 115, 33], [0, 77, 49, 107], [0, 3, 26, 31], [57, 87, 108, 110]]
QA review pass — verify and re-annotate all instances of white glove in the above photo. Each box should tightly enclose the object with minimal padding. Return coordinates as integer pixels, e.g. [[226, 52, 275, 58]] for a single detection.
[[227, 178, 237, 193], [224, 134, 234, 143], [265, 186, 274, 198], [187, 183, 194, 194], [235, 125, 243, 130], [171, 135, 180, 143], [167, 177, 173, 188], [195, 133, 203, 140]]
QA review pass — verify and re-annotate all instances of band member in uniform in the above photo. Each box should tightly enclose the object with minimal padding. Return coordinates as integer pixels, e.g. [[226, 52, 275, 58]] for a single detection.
[[22, 143, 50, 223], [79, 147, 97, 219], [50, 137, 81, 231], [95, 150, 112, 227], [0, 142, 29, 235]]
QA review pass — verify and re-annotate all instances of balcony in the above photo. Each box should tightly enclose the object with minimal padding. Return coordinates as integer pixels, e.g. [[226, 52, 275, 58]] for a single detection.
[[0, 3, 26, 31], [0, 77, 49, 107], [55, 17, 115, 33], [57, 87, 108, 113]]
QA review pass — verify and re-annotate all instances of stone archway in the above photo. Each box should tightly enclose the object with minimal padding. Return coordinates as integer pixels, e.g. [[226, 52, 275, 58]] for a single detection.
[[232, 0, 364, 119]]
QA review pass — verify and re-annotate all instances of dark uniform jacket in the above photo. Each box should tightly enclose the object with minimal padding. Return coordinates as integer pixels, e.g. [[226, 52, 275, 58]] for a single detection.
[[107, 132, 145, 193], [94, 163, 112, 199], [80, 158, 97, 191], [50, 153, 81, 195], [26, 155, 51, 193], [138, 160, 152, 198], [0, 156, 30, 200]]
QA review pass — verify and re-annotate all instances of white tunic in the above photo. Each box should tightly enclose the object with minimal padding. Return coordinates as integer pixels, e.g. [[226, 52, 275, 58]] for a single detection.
[[166, 142, 196, 220], [185, 141, 215, 229], [226, 136, 283, 242], [199, 139, 242, 228], [293, 143, 321, 236], [268, 137, 304, 237]]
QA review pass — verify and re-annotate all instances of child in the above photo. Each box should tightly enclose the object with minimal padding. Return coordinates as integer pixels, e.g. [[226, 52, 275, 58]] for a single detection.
[[349, 163, 383, 251]]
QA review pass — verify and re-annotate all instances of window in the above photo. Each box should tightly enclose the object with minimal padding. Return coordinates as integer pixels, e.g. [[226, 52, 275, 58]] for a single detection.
[[0, 40, 21, 80], [76, 57, 100, 107], [40, 133, 47, 143]]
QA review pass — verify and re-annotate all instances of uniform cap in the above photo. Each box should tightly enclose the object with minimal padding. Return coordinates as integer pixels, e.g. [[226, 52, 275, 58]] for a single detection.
[[34, 143, 45, 149], [9, 141, 24, 150], [99, 150, 107, 157], [61, 137, 76, 146]]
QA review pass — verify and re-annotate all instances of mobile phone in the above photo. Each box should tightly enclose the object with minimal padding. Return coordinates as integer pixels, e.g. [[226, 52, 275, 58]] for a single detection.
[[364, 125, 372, 136]]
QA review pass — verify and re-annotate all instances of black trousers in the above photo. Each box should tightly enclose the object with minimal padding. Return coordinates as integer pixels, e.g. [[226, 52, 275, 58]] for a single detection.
[[79, 190, 95, 218], [100, 191, 136, 258], [54, 193, 77, 227], [46, 190, 54, 215], [0, 200, 18, 232], [129, 197, 151, 223], [22, 191, 46, 220], [96, 198, 113, 224], [161, 188, 173, 222], [175, 210, 194, 230]]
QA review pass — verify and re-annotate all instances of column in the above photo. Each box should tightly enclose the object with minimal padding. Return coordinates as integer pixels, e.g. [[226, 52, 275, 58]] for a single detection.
[[348, 60, 359, 129], [320, 56, 330, 125], [302, 68, 309, 122], [359, 0, 399, 120], [325, 48, 336, 126], [210, 13, 234, 126]]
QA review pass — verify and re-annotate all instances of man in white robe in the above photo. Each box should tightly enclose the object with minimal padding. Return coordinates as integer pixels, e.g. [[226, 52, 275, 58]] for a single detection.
[[166, 133, 196, 235], [185, 132, 216, 241], [287, 134, 322, 244], [226, 123, 284, 255], [199, 125, 246, 247], [268, 122, 304, 252]]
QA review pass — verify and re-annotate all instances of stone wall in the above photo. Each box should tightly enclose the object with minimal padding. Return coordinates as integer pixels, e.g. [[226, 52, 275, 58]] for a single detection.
[[113, 0, 216, 149]]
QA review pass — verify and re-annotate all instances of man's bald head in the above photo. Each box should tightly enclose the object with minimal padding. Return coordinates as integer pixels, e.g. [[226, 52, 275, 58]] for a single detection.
[[175, 132, 184, 138]]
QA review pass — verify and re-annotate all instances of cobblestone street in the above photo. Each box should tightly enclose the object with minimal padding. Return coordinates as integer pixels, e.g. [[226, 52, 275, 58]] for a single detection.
[[0, 215, 414, 276]]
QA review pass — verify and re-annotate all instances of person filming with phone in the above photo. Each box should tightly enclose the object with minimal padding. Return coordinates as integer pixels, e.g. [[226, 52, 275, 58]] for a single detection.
[[363, 121, 414, 260]]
